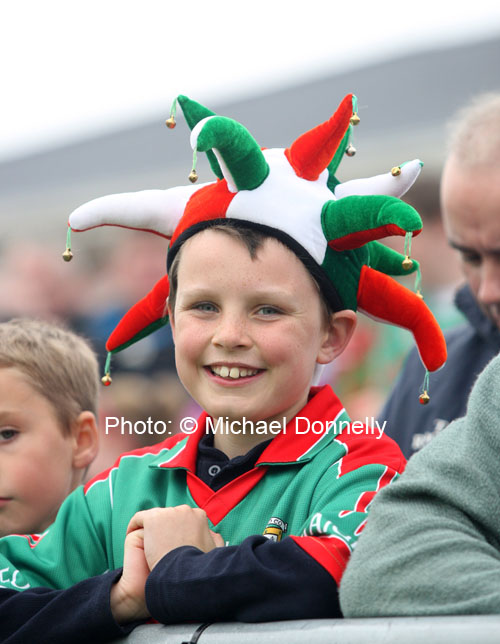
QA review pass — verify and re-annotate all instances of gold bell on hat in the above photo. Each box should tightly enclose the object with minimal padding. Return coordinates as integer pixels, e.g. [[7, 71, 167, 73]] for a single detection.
[[345, 143, 356, 157], [101, 373, 112, 386], [165, 115, 176, 129], [402, 256, 413, 270], [188, 169, 198, 183], [350, 112, 360, 126], [419, 391, 430, 405], [391, 166, 402, 176], [62, 248, 73, 262]]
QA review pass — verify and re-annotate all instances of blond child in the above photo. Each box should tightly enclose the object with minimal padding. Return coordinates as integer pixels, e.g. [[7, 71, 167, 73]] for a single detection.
[[0, 318, 99, 537]]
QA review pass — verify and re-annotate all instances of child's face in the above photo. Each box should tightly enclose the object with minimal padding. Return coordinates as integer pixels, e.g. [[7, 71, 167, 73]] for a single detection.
[[0, 367, 80, 537], [169, 229, 349, 426]]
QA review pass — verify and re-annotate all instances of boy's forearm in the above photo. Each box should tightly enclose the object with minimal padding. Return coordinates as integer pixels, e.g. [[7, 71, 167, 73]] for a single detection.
[[0, 570, 140, 644], [145, 535, 341, 623]]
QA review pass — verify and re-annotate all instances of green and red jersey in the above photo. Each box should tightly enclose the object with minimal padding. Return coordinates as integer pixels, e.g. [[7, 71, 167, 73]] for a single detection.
[[0, 385, 404, 592]]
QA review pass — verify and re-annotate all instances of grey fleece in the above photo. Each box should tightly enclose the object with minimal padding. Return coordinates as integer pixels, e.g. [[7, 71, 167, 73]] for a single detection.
[[340, 352, 500, 617]]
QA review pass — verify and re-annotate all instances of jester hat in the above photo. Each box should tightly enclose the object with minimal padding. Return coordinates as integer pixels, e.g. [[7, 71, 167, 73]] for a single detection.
[[64, 93, 447, 400]]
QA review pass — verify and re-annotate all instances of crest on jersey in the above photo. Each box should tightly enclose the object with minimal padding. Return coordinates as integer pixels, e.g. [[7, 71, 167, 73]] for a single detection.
[[263, 517, 288, 542]]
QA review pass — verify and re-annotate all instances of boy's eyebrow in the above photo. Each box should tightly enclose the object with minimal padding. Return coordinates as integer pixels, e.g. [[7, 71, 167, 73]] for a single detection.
[[0, 410, 18, 422], [179, 286, 295, 299]]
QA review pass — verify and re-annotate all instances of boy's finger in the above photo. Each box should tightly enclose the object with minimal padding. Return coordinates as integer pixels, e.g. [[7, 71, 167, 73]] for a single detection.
[[126, 511, 147, 535], [210, 530, 225, 547], [125, 527, 145, 548]]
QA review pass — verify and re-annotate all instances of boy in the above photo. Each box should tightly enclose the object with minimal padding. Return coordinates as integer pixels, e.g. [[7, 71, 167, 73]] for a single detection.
[[0, 94, 446, 642], [0, 318, 100, 538]]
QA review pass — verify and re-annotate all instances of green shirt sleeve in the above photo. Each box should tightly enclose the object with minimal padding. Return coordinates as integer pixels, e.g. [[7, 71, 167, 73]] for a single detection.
[[0, 483, 110, 591]]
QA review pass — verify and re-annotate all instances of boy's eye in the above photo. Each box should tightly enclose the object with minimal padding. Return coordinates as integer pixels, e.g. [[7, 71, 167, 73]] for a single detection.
[[0, 429, 19, 442], [193, 302, 218, 313], [257, 306, 281, 316]]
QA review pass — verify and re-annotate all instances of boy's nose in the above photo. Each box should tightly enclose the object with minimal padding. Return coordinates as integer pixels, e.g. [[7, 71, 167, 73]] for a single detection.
[[211, 313, 252, 350]]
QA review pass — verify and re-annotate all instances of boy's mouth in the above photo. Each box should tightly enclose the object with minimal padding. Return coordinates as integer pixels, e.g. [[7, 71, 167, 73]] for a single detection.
[[207, 365, 262, 380]]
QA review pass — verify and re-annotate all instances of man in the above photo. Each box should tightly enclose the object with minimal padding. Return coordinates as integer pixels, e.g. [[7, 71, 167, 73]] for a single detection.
[[380, 92, 500, 459]]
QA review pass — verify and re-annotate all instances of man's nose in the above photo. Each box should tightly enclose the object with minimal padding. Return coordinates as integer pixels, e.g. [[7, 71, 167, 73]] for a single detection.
[[477, 258, 500, 305], [211, 312, 251, 349]]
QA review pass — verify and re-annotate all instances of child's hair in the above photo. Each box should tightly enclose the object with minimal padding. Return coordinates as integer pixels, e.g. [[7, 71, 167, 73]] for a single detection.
[[0, 318, 99, 433], [167, 221, 335, 324]]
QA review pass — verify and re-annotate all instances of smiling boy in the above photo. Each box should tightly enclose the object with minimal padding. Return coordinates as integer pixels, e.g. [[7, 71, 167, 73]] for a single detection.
[[169, 226, 356, 456], [0, 94, 446, 642]]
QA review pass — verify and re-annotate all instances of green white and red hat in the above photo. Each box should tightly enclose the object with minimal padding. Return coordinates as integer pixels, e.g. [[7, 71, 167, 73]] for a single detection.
[[64, 93, 447, 401]]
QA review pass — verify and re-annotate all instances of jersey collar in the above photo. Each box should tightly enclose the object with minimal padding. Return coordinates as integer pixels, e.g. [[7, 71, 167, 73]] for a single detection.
[[152, 384, 349, 471]]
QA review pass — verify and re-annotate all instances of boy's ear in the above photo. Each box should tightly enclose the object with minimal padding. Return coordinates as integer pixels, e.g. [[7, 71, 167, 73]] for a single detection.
[[167, 296, 175, 341], [317, 310, 357, 365], [71, 411, 99, 471]]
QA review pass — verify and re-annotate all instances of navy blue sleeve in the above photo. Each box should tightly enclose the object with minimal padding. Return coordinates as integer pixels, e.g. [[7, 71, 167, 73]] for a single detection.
[[0, 569, 140, 644], [378, 348, 423, 459], [145, 535, 341, 623]]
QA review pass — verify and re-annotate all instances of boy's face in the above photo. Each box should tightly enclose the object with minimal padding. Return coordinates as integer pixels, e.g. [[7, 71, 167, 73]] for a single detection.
[[0, 367, 80, 537], [169, 229, 350, 426]]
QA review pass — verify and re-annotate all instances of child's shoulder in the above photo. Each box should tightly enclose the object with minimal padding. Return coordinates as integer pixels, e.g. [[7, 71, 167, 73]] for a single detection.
[[83, 432, 185, 494], [333, 421, 406, 476]]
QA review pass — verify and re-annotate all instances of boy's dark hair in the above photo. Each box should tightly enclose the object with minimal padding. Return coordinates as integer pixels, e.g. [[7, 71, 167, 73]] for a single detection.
[[167, 222, 336, 325], [0, 318, 99, 434]]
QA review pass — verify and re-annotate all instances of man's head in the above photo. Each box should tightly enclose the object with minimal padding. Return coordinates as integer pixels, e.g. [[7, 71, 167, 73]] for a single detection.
[[441, 93, 500, 328], [0, 318, 100, 536], [167, 225, 356, 424]]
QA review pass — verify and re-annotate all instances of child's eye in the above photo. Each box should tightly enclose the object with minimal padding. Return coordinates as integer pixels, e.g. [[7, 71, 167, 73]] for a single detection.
[[193, 302, 218, 313], [257, 306, 281, 316], [0, 429, 19, 442]]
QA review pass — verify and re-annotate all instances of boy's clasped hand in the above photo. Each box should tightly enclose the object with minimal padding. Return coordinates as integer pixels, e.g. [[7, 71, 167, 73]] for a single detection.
[[111, 505, 224, 623]]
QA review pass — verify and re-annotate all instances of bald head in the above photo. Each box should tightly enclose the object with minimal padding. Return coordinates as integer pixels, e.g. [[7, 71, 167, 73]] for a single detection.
[[446, 92, 500, 168]]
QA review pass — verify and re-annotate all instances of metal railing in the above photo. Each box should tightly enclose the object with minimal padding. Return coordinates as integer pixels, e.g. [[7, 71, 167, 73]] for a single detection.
[[112, 616, 500, 643]]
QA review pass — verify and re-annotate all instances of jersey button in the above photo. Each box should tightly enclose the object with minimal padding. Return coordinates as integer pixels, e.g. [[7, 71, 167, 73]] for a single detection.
[[208, 464, 221, 477]]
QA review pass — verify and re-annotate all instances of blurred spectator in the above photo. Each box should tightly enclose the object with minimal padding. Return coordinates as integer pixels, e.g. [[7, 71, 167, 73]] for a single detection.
[[87, 371, 195, 480], [379, 92, 500, 458], [330, 175, 463, 420], [76, 231, 177, 377]]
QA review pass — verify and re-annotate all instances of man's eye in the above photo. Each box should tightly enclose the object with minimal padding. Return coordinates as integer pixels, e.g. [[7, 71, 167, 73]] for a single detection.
[[461, 252, 481, 265], [0, 429, 18, 441]]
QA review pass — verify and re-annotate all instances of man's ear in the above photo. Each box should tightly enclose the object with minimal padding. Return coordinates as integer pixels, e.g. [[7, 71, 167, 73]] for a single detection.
[[71, 411, 99, 471], [167, 296, 175, 342], [317, 310, 357, 365]]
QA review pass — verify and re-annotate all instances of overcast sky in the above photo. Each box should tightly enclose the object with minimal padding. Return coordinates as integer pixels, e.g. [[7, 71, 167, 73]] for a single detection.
[[2, 0, 500, 161]]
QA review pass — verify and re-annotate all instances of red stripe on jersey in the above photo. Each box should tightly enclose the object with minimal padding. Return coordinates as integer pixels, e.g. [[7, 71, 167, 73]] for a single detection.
[[290, 534, 351, 585], [338, 466, 398, 518], [84, 433, 185, 495], [354, 519, 367, 536], [9, 532, 48, 549], [186, 467, 268, 525], [334, 430, 405, 478]]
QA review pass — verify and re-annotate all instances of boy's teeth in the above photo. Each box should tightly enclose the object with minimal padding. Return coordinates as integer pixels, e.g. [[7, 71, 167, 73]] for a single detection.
[[212, 366, 258, 379]]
